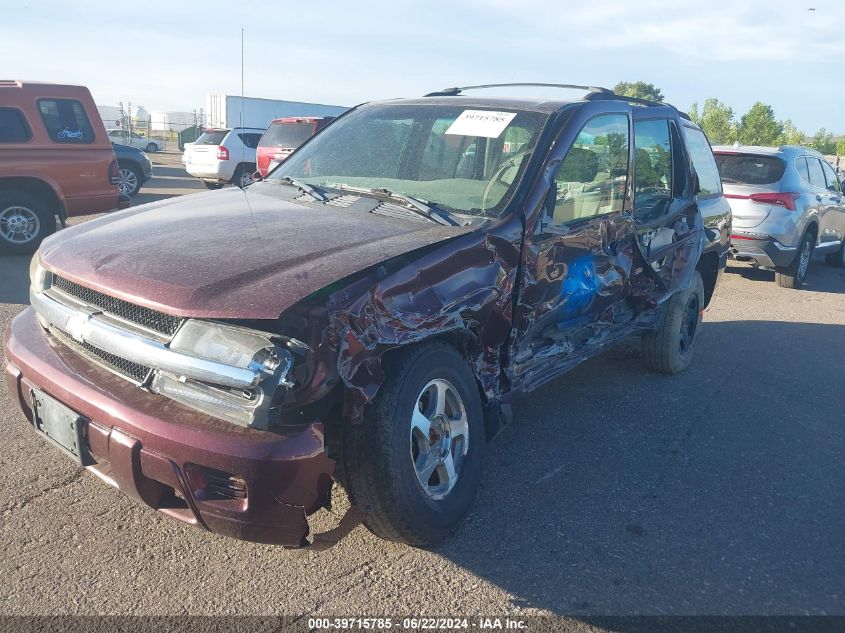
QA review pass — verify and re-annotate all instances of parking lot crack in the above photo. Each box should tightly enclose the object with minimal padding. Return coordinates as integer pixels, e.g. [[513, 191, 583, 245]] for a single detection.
[[1, 467, 85, 515]]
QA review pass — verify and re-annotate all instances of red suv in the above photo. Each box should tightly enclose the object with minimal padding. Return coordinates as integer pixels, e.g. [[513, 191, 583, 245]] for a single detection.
[[256, 116, 334, 178]]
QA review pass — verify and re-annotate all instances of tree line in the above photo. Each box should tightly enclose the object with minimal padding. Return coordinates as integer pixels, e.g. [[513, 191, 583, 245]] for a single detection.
[[613, 81, 845, 156]]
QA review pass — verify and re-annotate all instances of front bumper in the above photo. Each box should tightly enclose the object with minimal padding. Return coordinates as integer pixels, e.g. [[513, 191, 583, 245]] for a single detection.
[[729, 232, 797, 269], [4, 308, 336, 547]]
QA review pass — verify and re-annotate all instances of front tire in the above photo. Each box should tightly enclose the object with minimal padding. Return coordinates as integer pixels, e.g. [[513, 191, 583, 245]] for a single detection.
[[0, 191, 55, 255], [342, 342, 485, 547], [775, 231, 814, 288], [145, 142, 158, 153], [117, 163, 142, 197], [641, 271, 705, 375]]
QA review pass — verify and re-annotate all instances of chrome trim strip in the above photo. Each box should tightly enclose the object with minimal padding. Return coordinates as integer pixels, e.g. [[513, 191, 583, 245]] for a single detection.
[[31, 289, 260, 389]]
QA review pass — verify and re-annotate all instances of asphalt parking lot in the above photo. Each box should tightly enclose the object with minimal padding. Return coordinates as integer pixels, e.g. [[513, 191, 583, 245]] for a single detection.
[[1, 156, 843, 620]]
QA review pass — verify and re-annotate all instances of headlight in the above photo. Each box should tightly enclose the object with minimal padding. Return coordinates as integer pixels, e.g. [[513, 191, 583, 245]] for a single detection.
[[169, 320, 292, 381], [29, 254, 51, 293], [151, 320, 298, 429]]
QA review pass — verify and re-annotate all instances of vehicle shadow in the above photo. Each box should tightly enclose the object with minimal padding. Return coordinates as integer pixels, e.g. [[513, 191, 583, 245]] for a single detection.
[[0, 256, 31, 305], [726, 254, 845, 294], [434, 320, 845, 615]]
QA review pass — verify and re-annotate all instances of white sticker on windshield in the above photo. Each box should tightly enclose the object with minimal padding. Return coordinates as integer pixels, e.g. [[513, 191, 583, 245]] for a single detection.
[[445, 110, 517, 139]]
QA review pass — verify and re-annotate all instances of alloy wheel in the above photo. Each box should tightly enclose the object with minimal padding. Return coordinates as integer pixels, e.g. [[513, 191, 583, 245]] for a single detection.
[[0, 205, 41, 245], [118, 168, 138, 196], [679, 292, 700, 354], [410, 379, 469, 500], [797, 239, 812, 282]]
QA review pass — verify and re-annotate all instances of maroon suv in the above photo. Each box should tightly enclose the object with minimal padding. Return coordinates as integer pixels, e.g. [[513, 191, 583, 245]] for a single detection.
[[4, 85, 730, 548]]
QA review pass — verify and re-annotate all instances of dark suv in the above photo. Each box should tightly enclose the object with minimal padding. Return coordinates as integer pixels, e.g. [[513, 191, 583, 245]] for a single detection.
[[4, 84, 730, 549]]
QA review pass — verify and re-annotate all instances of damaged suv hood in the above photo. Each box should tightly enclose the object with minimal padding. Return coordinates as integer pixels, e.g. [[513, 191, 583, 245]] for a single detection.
[[40, 188, 473, 319]]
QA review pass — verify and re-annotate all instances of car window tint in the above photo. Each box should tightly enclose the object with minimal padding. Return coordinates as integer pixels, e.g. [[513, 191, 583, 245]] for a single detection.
[[820, 160, 841, 193], [806, 157, 826, 189], [681, 127, 721, 197], [38, 99, 94, 144], [551, 114, 629, 226], [715, 154, 785, 185], [633, 119, 672, 222], [195, 131, 228, 145], [795, 156, 810, 184], [260, 122, 314, 148], [0, 108, 31, 142], [238, 133, 262, 149]]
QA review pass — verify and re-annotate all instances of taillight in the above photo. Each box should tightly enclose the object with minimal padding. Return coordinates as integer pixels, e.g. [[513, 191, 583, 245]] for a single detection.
[[108, 160, 120, 185], [749, 192, 799, 211], [217, 146, 229, 160]]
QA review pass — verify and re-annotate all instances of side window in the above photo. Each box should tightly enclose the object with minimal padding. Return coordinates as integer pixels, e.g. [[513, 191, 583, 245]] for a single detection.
[[820, 160, 841, 193], [238, 132, 262, 149], [38, 99, 95, 144], [807, 158, 826, 190], [0, 108, 31, 142], [633, 119, 672, 222], [795, 156, 810, 184], [682, 127, 722, 197], [551, 114, 629, 225]]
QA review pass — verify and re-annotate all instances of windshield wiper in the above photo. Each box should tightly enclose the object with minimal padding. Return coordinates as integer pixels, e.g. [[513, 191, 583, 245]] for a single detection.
[[274, 177, 329, 202], [330, 184, 461, 226]]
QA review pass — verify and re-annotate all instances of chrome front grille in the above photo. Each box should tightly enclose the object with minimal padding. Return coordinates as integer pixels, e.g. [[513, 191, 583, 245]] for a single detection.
[[51, 327, 152, 384], [51, 275, 184, 337]]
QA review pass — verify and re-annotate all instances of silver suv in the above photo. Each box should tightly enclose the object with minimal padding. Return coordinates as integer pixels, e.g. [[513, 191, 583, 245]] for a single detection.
[[714, 145, 845, 287]]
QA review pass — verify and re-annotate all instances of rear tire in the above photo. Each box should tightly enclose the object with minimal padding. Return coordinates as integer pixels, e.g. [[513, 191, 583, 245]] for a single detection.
[[775, 231, 814, 288], [641, 271, 705, 375], [231, 165, 256, 189], [0, 191, 55, 255], [145, 142, 158, 153], [203, 181, 224, 190], [341, 342, 485, 547], [824, 240, 845, 267]]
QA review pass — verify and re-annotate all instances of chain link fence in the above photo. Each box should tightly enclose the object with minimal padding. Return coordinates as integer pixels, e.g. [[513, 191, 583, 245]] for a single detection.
[[101, 119, 204, 152]]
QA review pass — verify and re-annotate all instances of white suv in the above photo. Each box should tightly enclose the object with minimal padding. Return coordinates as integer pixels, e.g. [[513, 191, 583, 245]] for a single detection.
[[183, 127, 264, 189]]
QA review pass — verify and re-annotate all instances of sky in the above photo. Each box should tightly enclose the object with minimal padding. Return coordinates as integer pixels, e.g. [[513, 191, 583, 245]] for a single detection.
[[2, 0, 844, 133]]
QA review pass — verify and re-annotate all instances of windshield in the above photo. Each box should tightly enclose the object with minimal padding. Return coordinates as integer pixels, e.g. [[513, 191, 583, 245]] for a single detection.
[[269, 104, 549, 216], [260, 122, 315, 149], [195, 131, 228, 145]]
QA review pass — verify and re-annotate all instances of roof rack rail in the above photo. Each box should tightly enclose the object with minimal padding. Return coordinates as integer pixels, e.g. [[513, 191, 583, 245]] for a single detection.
[[424, 83, 613, 97], [423, 82, 690, 120]]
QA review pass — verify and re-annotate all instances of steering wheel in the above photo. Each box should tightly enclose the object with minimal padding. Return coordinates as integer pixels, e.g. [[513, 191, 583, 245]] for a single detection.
[[481, 150, 532, 211]]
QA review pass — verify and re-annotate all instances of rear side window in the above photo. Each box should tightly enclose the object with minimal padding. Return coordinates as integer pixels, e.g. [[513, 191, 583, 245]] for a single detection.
[[195, 131, 228, 145], [0, 108, 31, 142], [795, 156, 811, 183], [715, 154, 785, 185], [806, 157, 826, 189], [238, 132, 262, 149], [38, 99, 94, 144], [681, 127, 722, 197], [820, 160, 841, 193], [260, 122, 314, 149]]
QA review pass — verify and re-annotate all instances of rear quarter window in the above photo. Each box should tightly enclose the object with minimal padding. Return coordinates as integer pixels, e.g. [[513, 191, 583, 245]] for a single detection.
[[0, 108, 32, 142], [38, 99, 95, 144], [238, 132, 263, 149], [715, 153, 785, 185], [681, 127, 722, 196]]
